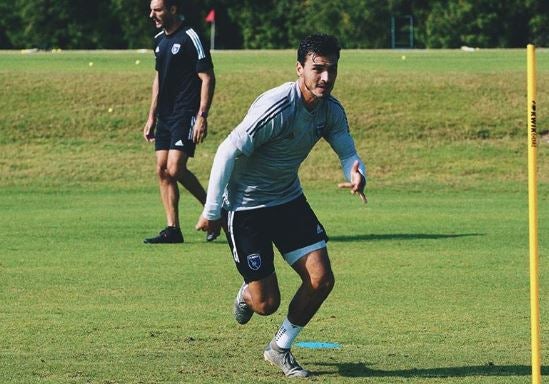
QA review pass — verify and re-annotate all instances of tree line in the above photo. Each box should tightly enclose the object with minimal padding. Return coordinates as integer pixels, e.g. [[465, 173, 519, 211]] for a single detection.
[[1, 0, 547, 50]]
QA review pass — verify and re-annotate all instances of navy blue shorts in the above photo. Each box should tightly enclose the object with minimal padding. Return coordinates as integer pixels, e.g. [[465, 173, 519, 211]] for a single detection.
[[223, 195, 329, 283], [154, 114, 196, 156]]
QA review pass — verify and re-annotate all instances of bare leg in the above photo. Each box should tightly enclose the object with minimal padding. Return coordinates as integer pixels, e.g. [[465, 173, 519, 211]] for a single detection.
[[178, 168, 207, 205], [261, 251, 332, 378], [287, 248, 335, 326], [244, 273, 281, 316], [155, 150, 179, 227], [178, 165, 224, 240], [241, 249, 334, 322], [157, 150, 190, 228]]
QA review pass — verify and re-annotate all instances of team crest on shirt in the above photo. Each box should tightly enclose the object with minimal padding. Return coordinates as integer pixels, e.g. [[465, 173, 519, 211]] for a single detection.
[[171, 43, 181, 54], [247, 253, 262, 271]]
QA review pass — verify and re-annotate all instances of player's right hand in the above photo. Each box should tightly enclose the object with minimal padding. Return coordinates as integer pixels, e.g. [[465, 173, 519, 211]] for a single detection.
[[195, 215, 222, 233], [143, 122, 155, 142]]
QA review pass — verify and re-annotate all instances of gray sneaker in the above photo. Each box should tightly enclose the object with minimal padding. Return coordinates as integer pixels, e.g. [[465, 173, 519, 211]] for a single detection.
[[233, 283, 253, 324], [263, 341, 310, 378]]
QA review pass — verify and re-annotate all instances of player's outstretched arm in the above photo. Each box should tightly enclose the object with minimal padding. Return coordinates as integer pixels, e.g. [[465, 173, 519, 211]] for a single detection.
[[338, 160, 367, 203]]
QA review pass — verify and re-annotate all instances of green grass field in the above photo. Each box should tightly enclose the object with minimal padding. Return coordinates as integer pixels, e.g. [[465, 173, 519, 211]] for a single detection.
[[0, 49, 548, 383]]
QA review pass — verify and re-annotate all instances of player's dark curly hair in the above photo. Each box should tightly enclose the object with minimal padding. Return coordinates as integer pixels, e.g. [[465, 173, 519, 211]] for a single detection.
[[297, 34, 341, 65]]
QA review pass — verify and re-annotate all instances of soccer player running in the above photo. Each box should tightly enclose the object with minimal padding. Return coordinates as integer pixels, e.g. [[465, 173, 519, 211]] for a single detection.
[[196, 34, 366, 377], [143, 0, 218, 244]]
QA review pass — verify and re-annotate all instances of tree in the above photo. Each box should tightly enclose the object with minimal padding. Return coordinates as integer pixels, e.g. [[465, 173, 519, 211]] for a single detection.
[[303, 0, 386, 48], [226, 0, 390, 49], [527, 0, 549, 47], [10, 0, 124, 49], [226, 0, 303, 49], [1, 0, 546, 49], [423, 0, 534, 48], [0, 1, 20, 48], [111, 0, 156, 49]]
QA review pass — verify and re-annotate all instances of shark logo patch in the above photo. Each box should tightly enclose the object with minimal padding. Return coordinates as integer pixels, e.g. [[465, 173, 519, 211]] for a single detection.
[[247, 253, 262, 271]]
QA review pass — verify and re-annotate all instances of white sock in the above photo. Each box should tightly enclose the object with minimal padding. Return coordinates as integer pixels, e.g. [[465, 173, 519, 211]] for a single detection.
[[273, 317, 303, 350]]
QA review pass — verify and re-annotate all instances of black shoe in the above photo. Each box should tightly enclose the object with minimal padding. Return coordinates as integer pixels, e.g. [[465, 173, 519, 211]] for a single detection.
[[206, 229, 221, 242], [144, 226, 184, 244]]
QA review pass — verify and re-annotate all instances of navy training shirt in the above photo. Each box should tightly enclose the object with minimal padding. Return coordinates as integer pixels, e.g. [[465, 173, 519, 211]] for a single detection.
[[153, 22, 213, 120]]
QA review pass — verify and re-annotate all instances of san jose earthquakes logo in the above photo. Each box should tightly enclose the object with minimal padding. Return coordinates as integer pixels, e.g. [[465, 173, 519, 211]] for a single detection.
[[171, 43, 181, 55], [247, 253, 262, 271]]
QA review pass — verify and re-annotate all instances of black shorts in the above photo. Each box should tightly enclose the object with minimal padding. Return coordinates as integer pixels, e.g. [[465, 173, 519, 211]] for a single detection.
[[154, 114, 196, 156], [223, 195, 329, 283]]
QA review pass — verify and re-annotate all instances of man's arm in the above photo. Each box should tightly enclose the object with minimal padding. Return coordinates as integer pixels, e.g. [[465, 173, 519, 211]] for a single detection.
[[195, 137, 240, 232], [327, 129, 367, 203], [337, 157, 367, 203], [143, 72, 159, 142], [193, 69, 216, 143]]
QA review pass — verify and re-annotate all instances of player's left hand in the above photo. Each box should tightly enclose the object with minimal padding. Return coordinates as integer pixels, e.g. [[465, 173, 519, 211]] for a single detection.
[[338, 160, 367, 204], [193, 116, 208, 143]]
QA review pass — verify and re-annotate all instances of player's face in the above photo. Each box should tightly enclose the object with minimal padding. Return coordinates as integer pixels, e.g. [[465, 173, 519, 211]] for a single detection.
[[149, 0, 175, 30], [297, 53, 338, 104]]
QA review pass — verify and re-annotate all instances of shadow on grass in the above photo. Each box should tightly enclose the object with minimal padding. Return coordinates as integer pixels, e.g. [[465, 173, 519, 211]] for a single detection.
[[329, 233, 484, 243], [315, 362, 548, 378]]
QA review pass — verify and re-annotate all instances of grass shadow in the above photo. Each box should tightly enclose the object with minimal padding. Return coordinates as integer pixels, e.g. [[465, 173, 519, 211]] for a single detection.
[[314, 362, 549, 378], [329, 233, 484, 243]]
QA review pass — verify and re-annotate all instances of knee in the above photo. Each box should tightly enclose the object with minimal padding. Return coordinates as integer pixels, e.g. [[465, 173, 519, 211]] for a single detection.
[[254, 296, 280, 316], [166, 163, 182, 179], [156, 165, 168, 181], [310, 271, 335, 297], [157, 164, 180, 181]]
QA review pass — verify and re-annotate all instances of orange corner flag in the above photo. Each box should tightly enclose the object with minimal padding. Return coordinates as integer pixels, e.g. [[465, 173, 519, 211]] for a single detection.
[[205, 9, 215, 23]]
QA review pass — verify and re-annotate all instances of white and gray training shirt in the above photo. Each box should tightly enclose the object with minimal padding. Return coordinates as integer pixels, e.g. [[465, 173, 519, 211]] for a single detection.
[[203, 81, 366, 220]]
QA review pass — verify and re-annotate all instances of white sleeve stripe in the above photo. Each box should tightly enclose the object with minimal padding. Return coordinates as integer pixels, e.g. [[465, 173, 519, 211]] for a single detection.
[[186, 29, 206, 60]]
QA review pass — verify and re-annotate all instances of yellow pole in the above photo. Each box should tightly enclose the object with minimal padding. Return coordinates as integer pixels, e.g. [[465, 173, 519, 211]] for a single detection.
[[527, 43, 541, 384]]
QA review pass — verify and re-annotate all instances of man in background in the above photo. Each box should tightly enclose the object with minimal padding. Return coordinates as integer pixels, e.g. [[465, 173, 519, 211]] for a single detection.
[[143, 0, 217, 244]]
